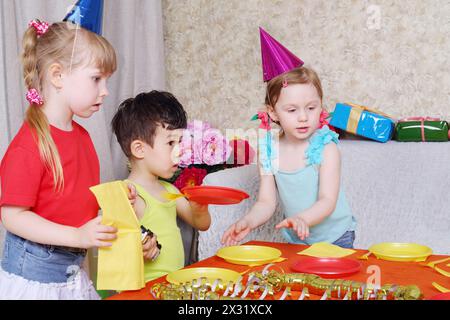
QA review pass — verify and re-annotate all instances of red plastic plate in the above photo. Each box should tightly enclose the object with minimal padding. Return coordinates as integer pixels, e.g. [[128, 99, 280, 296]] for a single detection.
[[429, 292, 450, 300], [291, 257, 362, 278], [181, 186, 249, 205]]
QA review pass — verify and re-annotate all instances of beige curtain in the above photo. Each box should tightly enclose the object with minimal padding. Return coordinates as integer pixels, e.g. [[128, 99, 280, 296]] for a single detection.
[[0, 0, 166, 260]]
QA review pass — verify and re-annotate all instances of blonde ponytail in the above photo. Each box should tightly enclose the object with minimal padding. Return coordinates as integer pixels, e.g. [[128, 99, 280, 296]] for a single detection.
[[25, 107, 64, 192], [22, 22, 64, 192], [22, 27, 39, 90]]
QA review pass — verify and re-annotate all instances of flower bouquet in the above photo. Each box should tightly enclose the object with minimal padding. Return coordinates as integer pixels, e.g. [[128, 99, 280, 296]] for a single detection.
[[167, 120, 255, 190]]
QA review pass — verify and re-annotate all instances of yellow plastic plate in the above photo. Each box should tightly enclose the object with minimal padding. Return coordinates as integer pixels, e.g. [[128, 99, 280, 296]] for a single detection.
[[369, 242, 433, 262], [166, 267, 241, 285], [216, 245, 282, 265]]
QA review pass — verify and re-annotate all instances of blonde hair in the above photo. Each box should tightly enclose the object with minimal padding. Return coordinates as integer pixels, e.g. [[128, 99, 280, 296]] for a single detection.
[[265, 66, 324, 109], [22, 21, 117, 191]]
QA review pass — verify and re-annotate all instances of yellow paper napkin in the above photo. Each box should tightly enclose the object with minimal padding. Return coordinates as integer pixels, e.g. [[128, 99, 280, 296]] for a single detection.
[[90, 181, 145, 291], [297, 242, 356, 258]]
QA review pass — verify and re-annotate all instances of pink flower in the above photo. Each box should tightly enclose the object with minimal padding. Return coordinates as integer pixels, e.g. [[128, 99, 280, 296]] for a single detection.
[[179, 120, 231, 166], [179, 130, 198, 167], [174, 167, 208, 190], [201, 129, 232, 165]]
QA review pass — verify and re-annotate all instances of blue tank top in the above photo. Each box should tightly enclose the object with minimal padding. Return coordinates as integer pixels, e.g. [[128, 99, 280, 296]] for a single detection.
[[273, 126, 356, 244]]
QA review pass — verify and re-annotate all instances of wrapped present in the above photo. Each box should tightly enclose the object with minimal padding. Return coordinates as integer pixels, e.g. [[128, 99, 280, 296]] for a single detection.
[[394, 117, 449, 142], [329, 103, 395, 143]]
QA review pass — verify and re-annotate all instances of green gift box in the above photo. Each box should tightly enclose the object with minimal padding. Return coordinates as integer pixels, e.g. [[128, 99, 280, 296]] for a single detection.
[[394, 117, 449, 142]]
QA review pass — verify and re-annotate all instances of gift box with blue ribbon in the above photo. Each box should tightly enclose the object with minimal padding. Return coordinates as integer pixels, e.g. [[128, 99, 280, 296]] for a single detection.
[[329, 102, 395, 143]]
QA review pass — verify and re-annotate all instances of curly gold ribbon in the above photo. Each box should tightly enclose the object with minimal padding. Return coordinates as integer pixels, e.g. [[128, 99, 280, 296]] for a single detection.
[[150, 269, 423, 300]]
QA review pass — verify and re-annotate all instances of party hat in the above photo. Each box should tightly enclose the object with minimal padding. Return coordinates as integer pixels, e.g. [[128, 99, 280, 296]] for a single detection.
[[260, 27, 304, 82], [63, 0, 104, 35]]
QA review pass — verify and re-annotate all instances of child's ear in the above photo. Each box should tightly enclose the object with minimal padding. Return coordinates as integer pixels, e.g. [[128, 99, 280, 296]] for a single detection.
[[130, 140, 145, 159], [48, 63, 64, 90]]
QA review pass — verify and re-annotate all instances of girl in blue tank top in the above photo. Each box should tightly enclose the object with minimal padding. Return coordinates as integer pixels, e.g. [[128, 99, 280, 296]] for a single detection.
[[221, 66, 357, 248]]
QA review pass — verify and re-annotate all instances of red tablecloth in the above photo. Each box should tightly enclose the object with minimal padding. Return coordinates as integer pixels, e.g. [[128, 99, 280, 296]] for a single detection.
[[108, 241, 450, 300]]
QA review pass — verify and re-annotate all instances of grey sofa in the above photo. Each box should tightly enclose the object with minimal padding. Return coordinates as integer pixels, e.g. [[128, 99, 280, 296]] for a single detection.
[[198, 140, 450, 260]]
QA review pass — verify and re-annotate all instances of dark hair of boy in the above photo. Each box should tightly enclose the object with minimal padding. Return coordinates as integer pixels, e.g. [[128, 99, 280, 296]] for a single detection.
[[111, 90, 188, 158]]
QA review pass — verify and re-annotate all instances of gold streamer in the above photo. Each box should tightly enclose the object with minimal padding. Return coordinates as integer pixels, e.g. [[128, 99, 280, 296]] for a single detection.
[[150, 269, 423, 300]]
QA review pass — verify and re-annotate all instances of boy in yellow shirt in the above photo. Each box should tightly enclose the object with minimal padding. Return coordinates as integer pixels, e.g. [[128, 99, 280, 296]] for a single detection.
[[111, 91, 211, 282]]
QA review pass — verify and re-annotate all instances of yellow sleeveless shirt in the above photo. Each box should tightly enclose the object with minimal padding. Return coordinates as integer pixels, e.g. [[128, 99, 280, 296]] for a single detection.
[[125, 180, 184, 282]]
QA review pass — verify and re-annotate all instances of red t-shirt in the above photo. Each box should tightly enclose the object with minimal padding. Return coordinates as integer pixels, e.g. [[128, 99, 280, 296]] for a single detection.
[[0, 121, 100, 227]]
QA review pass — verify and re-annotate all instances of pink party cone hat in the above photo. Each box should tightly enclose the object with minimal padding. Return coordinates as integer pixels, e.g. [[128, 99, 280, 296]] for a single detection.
[[260, 27, 304, 82]]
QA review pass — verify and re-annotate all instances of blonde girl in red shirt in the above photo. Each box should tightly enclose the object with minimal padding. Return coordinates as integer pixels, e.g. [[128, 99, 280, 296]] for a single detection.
[[0, 19, 118, 299]]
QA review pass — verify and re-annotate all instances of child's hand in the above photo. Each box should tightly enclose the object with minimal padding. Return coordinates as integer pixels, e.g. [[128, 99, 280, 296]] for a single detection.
[[143, 234, 160, 261], [77, 216, 118, 248], [127, 183, 137, 208], [189, 200, 208, 215], [221, 219, 251, 247], [275, 216, 310, 241]]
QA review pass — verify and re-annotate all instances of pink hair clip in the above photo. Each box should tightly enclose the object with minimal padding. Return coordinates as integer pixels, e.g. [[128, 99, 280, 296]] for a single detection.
[[28, 19, 49, 37], [26, 88, 44, 105]]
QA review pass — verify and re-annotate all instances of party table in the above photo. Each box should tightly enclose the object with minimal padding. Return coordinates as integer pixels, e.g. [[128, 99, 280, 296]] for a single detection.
[[108, 240, 450, 300]]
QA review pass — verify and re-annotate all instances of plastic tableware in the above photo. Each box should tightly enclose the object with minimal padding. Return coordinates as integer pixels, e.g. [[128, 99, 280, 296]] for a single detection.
[[368, 242, 432, 262], [166, 267, 241, 285], [216, 245, 282, 265], [181, 186, 249, 205], [291, 257, 361, 278]]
